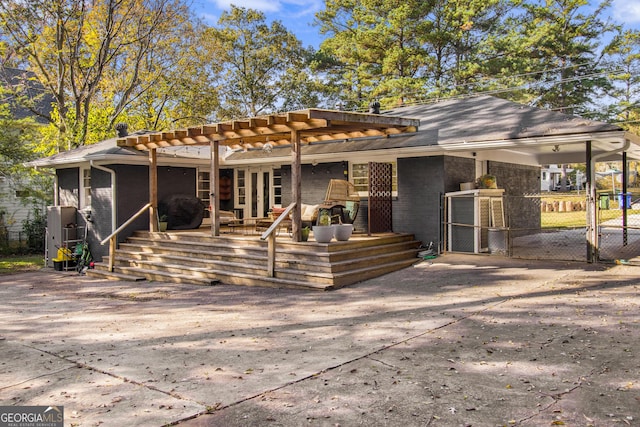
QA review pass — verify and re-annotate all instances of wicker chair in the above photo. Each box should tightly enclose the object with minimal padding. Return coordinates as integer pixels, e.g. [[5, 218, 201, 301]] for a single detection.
[[319, 179, 360, 224]]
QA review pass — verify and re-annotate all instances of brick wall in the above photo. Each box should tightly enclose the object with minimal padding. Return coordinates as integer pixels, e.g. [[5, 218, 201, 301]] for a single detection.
[[487, 161, 541, 233]]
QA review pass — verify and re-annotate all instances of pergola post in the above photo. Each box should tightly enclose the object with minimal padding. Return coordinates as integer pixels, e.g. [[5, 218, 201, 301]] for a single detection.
[[149, 148, 158, 232], [290, 130, 301, 241], [210, 140, 220, 236]]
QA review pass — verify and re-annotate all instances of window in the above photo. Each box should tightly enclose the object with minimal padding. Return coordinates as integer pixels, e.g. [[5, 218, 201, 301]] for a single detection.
[[198, 171, 210, 217], [350, 161, 398, 197], [235, 169, 246, 206], [272, 168, 282, 206], [81, 168, 91, 208]]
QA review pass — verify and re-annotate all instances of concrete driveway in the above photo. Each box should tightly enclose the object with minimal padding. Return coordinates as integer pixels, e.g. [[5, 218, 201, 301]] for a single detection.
[[1, 254, 638, 426]]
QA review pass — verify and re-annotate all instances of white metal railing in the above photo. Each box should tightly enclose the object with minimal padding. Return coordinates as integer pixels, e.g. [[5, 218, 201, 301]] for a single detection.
[[100, 203, 151, 271], [260, 202, 296, 277]]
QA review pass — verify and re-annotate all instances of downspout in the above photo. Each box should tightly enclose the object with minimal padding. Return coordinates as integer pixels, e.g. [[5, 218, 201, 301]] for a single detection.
[[587, 138, 630, 262], [90, 161, 117, 234]]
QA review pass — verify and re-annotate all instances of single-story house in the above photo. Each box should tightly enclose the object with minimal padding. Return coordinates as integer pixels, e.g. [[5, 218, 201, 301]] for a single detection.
[[29, 95, 640, 265]]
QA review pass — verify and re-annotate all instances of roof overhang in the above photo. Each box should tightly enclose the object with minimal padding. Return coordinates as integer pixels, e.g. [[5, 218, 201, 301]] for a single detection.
[[222, 128, 640, 167], [116, 109, 420, 151]]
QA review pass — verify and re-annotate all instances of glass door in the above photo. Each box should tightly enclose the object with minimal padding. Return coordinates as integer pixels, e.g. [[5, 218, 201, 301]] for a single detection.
[[248, 167, 271, 218]]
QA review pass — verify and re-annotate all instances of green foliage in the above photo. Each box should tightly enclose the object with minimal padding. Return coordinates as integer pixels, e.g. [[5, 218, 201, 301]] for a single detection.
[[203, 6, 328, 118], [22, 208, 46, 254], [0, 0, 201, 147], [600, 28, 640, 133], [0, 97, 41, 176]]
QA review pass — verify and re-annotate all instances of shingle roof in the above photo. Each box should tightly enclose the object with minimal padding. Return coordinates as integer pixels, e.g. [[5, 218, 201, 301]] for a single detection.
[[225, 95, 627, 162], [385, 95, 620, 143]]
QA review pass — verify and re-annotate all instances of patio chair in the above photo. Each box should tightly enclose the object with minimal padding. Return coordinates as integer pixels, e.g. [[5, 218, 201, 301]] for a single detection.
[[319, 179, 360, 224]]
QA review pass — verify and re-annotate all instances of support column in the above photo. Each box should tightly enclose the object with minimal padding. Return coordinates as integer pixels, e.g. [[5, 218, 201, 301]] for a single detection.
[[586, 140, 595, 262], [210, 140, 220, 236], [291, 130, 301, 241], [622, 150, 628, 246], [149, 148, 158, 232]]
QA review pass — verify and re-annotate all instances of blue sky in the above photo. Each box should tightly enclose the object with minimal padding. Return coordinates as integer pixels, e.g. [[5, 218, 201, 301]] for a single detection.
[[194, 0, 640, 49]]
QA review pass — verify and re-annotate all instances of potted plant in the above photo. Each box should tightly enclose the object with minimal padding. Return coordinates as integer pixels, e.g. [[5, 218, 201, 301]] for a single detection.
[[312, 209, 334, 243], [477, 174, 497, 189], [158, 214, 168, 232], [301, 226, 310, 242]]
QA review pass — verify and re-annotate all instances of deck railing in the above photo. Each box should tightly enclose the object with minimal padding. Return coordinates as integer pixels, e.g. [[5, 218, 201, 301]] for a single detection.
[[100, 203, 151, 271], [260, 202, 296, 277]]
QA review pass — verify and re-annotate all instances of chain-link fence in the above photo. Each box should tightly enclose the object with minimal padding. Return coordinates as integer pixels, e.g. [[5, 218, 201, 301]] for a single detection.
[[596, 192, 640, 263], [443, 191, 640, 263], [508, 193, 589, 262]]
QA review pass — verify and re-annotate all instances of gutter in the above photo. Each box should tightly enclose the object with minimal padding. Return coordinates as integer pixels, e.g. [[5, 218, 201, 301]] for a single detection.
[[90, 161, 117, 234]]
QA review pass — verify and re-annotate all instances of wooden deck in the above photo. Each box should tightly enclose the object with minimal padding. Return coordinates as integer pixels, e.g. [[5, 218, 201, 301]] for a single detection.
[[87, 228, 422, 290]]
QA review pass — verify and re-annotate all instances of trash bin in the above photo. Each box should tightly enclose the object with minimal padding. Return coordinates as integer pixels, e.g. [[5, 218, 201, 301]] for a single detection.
[[617, 192, 632, 209], [598, 193, 610, 210], [487, 228, 507, 255]]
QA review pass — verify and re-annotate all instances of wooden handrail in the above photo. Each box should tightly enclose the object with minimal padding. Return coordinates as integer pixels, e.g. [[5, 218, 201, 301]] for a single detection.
[[100, 203, 151, 271], [260, 202, 296, 277], [101, 203, 152, 245]]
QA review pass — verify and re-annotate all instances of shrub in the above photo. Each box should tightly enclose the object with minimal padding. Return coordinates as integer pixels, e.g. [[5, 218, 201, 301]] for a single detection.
[[22, 209, 46, 254]]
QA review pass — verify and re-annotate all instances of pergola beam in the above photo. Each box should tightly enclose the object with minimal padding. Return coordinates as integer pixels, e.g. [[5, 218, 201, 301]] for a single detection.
[[117, 109, 420, 151]]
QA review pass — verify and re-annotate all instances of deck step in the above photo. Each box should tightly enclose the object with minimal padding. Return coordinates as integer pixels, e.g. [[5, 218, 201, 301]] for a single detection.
[[90, 231, 421, 290], [85, 268, 147, 282]]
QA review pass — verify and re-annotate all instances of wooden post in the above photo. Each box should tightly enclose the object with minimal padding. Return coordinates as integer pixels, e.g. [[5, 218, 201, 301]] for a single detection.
[[210, 140, 220, 236], [267, 233, 276, 277], [149, 148, 158, 232], [290, 130, 301, 241], [108, 235, 116, 272]]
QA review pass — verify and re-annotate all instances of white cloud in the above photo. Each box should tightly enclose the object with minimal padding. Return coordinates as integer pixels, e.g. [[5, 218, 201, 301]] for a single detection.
[[612, 0, 640, 25]]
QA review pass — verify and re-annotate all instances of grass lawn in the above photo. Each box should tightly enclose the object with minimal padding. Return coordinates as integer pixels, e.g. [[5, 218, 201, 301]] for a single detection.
[[0, 255, 45, 275], [542, 209, 640, 228]]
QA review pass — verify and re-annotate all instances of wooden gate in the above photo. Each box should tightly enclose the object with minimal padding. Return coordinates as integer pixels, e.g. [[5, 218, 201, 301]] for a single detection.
[[368, 162, 393, 234]]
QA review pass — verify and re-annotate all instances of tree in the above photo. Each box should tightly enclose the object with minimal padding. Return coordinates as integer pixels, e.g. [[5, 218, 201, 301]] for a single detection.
[[0, 0, 199, 148], [315, 0, 433, 109], [496, 0, 614, 115], [314, 0, 513, 108], [202, 6, 325, 119], [601, 28, 640, 135]]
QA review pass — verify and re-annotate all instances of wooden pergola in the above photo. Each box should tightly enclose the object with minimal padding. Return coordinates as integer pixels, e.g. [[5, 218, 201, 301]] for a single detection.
[[117, 108, 419, 241]]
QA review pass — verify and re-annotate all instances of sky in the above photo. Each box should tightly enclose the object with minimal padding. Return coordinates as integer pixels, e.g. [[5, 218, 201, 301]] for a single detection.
[[192, 0, 640, 49]]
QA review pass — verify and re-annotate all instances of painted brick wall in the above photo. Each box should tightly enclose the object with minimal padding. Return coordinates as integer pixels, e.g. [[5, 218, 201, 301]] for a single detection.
[[395, 156, 476, 247], [487, 161, 541, 234], [280, 162, 373, 230], [57, 168, 79, 208], [88, 167, 115, 258]]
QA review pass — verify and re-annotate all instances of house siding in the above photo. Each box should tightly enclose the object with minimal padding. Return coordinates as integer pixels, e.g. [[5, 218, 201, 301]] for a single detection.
[[0, 177, 30, 235]]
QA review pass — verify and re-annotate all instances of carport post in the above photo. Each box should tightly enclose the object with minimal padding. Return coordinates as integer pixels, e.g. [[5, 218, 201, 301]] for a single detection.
[[586, 140, 595, 262]]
